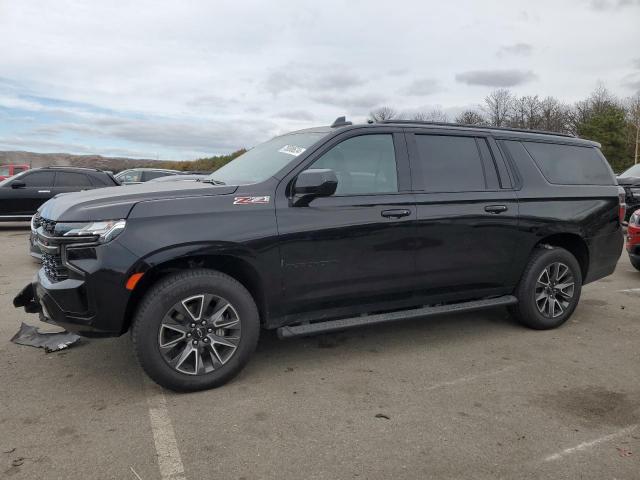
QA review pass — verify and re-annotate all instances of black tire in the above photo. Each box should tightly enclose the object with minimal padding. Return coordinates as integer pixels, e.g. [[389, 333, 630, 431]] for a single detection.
[[510, 247, 582, 330], [131, 269, 260, 392], [630, 256, 640, 271]]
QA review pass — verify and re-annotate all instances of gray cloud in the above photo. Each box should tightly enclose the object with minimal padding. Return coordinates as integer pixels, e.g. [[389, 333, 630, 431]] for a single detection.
[[497, 43, 533, 57], [274, 110, 315, 121], [588, 0, 640, 9], [264, 67, 365, 95], [455, 69, 537, 87], [400, 78, 441, 96], [634, 58, 640, 69], [311, 93, 387, 110]]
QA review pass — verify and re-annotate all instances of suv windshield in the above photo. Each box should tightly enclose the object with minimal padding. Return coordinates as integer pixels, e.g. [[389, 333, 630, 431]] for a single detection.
[[621, 164, 640, 177], [207, 131, 327, 185]]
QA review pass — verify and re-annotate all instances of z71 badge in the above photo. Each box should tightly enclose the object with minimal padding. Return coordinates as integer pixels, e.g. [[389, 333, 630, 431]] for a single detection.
[[233, 196, 271, 205]]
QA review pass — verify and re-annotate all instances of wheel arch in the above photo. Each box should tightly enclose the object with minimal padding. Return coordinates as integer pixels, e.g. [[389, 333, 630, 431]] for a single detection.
[[122, 252, 269, 334], [535, 233, 589, 281]]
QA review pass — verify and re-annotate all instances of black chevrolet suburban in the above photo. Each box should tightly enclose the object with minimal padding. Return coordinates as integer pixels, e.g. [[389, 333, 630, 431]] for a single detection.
[[15, 118, 624, 391]]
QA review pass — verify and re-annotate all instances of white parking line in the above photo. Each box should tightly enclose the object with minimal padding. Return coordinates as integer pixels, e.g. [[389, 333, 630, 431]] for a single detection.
[[544, 425, 638, 462], [617, 288, 640, 293], [425, 365, 519, 391], [144, 380, 187, 480]]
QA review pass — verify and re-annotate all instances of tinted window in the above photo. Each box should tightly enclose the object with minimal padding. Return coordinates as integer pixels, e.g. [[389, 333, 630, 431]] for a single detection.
[[117, 171, 142, 183], [310, 134, 398, 195], [413, 135, 486, 192], [143, 171, 174, 181], [20, 171, 55, 187], [55, 172, 92, 187], [522, 141, 614, 185]]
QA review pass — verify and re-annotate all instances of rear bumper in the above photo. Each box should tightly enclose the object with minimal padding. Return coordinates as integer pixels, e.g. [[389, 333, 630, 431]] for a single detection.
[[584, 230, 624, 284]]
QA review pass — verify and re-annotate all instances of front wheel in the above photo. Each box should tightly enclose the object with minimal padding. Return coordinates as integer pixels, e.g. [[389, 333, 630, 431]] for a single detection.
[[511, 247, 582, 330], [630, 255, 640, 271], [132, 269, 260, 392]]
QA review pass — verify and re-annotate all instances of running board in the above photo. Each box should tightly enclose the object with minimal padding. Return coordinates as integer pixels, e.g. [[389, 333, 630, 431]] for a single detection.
[[276, 295, 518, 339]]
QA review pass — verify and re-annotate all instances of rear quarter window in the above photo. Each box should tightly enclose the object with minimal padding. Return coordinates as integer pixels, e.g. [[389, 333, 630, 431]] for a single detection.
[[521, 141, 614, 185]]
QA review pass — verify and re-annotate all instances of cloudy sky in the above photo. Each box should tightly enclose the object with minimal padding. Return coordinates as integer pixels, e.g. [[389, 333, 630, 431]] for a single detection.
[[0, 0, 639, 160]]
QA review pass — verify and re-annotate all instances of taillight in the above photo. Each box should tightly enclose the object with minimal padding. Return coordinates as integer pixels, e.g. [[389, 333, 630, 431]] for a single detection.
[[618, 186, 626, 224]]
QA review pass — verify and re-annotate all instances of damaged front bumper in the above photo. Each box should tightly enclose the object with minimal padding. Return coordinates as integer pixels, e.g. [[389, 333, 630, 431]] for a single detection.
[[13, 282, 41, 314]]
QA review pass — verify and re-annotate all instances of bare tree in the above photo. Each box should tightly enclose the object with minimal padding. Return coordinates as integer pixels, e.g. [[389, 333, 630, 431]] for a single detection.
[[627, 94, 640, 165], [455, 110, 486, 126], [412, 109, 449, 122], [483, 89, 513, 127], [539, 97, 572, 134], [369, 106, 398, 122], [509, 95, 543, 130]]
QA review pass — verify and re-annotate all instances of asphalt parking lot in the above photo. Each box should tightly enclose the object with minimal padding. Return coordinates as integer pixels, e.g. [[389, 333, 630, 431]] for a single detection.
[[1, 223, 639, 479]]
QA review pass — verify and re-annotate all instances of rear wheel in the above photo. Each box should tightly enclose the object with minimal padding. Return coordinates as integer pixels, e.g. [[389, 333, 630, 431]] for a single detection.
[[132, 269, 260, 392], [511, 247, 582, 330], [630, 256, 640, 271]]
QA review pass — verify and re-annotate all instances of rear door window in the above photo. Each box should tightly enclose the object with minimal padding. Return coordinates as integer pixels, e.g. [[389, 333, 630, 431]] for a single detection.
[[55, 172, 93, 187], [520, 141, 614, 185], [412, 135, 488, 192]]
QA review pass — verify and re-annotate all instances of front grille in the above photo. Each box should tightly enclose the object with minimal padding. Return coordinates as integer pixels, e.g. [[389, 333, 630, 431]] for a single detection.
[[42, 252, 69, 282]]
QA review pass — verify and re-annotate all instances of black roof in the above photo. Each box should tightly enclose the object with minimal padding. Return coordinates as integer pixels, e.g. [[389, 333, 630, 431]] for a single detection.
[[322, 118, 599, 147]]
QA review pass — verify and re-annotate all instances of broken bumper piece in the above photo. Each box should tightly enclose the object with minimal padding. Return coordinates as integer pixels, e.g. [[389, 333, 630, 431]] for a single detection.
[[13, 283, 41, 314], [10, 322, 80, 352]]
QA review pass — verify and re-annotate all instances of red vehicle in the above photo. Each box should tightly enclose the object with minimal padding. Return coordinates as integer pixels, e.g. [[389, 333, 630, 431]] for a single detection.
[[626, 209, 640, 270], [0, 164, 29, 180]]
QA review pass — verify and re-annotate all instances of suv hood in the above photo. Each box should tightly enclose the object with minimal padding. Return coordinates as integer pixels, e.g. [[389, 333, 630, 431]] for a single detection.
[[39, 181, 238, 222], [617, 176, 640, 187]]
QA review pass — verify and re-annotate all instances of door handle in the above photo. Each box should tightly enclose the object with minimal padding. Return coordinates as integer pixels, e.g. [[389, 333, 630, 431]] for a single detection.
[[381, 209, 411, 219], [484, 204, 508, 214], [38, 190, 51, 193]]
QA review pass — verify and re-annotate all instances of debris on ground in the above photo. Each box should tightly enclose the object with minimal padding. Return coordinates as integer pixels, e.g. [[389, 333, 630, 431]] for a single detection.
[[10, 322, 81, 353], [375, 413, 390, 420], [11, 457, 24, 467], [617, 447, 633, 457]]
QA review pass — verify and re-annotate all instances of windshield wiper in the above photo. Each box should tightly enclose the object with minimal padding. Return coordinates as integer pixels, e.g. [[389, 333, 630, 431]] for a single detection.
[[200, 178, 226, 185]]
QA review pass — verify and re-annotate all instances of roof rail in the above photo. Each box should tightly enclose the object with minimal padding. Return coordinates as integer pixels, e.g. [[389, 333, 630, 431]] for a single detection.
[[41, 165, 104, 172], [378, 120, 575, 138]]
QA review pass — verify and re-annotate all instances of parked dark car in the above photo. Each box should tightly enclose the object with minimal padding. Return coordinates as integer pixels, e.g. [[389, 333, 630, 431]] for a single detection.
[[0, 166, 118, 221], [15, 118, 624, 392], [616, 164, 640, 221], [115, 168, 182, 185]]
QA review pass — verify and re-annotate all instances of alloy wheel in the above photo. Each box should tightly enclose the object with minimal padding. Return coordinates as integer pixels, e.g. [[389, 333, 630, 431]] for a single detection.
[[158, 294, 241, 375], [534, 262, 575, 318]]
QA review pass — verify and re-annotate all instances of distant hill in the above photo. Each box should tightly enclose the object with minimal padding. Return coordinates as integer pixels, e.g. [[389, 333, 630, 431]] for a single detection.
[[0, 149, 246, 173], [0, 151, 165, 173]]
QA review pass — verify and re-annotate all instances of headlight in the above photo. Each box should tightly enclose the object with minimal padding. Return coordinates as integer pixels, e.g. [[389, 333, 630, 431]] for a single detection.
[[630, 188, 640, 197], [56, 219, 126, 243]]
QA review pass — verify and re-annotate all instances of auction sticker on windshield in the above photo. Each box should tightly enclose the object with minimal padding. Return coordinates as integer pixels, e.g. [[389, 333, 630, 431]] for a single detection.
[[278, 145, 306, 156]]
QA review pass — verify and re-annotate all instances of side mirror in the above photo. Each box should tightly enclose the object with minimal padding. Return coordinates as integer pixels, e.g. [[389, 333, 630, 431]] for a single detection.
[[11, 180, 25, 189], [293, 169, 338, 206]]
